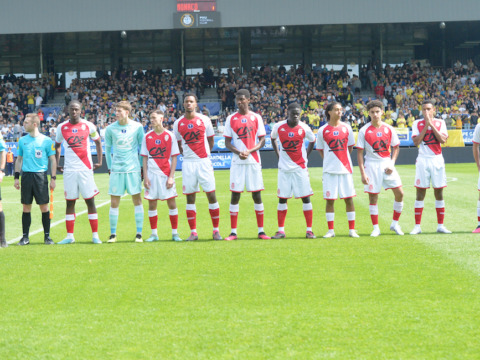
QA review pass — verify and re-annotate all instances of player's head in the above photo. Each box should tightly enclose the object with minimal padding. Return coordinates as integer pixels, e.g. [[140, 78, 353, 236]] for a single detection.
[[367, 100, 384, 121], [116, 101, 131, 121], [366, 100, 384, 112], [24, 113, 40, 132], [236, 89, 250, 114], [287, 102, 302, 124], [326, 101, 343, 121], [68, 100, 82, 121], [149, 110, 164, 127], [183, 93, 198, 114], [422, 99, 436, 117]]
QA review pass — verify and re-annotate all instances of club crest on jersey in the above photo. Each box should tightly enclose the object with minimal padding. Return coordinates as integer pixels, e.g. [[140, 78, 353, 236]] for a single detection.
[[196, 119, 201, 126], [298, 129, 303, 135], [187, 124, 194, 129], [333, 131, 339, 136], [81, 124, 86, 130], [326, 191, 330, 198], [377, 132, 382, 137], [342, 127, 347, 133], [155, 139, 161, 145], [72, 129, 78, 133], [164, 134, 169, 141], [241, 118, 247, 123], [250, 115, 255, 121], [385, 128, 389, 134], [288, 132, 294, 138], [121, 129, 127, 133]]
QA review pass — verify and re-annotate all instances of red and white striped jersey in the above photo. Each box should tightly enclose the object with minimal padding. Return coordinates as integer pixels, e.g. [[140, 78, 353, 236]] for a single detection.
[[56, 119, 99, 172], [224, 111, 266, 165], [141, 129, 179, 176], [271, 120, 315, 171], [412, 118, 447, 157], [316, 122, 355, 174], [356, 123, 399, 161], [174, 113, 214, 161]]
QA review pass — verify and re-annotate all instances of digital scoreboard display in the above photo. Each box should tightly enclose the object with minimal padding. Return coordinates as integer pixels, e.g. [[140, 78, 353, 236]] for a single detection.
[[177, 0, 216, 12]]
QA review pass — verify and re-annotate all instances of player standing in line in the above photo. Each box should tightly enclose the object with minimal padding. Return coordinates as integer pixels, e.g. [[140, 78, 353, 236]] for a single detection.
[[356, 100, 404, 237], [410, 100, 451, 234], [14, 113, 56, 245], [472, 121, 480, 232], [270, 102, 316, 239], [105, 101, 145, 243], [141, 110, 182, 242], [0, 136, 6, 248], [223, 89, 270, 240], [55, 100, 103, 244], [174, 94, 222, 241], [316, 101, 359, 238]]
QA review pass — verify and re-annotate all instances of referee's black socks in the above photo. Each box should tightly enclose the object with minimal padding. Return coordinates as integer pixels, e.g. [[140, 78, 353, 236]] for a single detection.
[[42, 211, 50, 237], [22, 212, 31, 238], [0, 211, 5, 242]]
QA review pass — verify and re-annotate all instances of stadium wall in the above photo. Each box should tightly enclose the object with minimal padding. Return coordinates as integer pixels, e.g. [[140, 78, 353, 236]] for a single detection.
[[1, 0, 480, 35]]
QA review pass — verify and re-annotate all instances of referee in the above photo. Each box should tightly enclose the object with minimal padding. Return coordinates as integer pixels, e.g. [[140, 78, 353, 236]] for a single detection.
[[14, 113, 57, 245]]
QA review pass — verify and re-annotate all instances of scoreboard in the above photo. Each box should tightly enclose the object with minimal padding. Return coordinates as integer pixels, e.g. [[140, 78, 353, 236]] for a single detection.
[[177, 0, 216, 12], [174, 0, 220, 28]]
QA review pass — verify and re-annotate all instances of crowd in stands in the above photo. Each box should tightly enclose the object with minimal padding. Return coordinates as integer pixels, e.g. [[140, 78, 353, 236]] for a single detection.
[[1, 59, 480, 141]]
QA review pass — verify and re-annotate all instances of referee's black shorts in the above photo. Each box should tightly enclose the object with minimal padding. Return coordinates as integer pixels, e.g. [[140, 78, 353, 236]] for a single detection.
[[21, 172, 49, 205]]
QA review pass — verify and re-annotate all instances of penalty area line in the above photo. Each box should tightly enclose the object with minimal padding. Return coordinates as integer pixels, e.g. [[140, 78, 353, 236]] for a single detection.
[[7, 174, 183, 245]]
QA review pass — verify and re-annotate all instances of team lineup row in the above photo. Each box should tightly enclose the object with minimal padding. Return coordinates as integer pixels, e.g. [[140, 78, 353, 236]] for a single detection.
[[3, 90, 477, 248]]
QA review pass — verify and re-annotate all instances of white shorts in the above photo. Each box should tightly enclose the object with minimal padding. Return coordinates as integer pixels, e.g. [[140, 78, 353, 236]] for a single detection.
[[63, 171, 99, 200], [414, 156, 447, 189], [144, 170, 177, 201], [364, 160, 402, 194], [230, 163, 264, 192], [182, 159, 216, 194], [323, 173, 356, 200], [277, 168, 313, 199]]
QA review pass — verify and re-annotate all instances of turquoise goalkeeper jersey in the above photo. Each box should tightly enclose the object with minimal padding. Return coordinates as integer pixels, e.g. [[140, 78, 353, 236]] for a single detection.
[[105, 120, 144, 173]]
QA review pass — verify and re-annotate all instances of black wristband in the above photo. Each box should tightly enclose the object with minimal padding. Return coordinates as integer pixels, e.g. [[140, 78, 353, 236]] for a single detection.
[[14, 172, 20, 179], [51, 175, 56, 180]]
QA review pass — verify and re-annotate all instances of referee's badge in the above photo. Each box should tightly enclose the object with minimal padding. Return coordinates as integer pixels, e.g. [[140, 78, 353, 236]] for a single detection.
[[35, 150, 42, 158], [121, 129, 127, 133]]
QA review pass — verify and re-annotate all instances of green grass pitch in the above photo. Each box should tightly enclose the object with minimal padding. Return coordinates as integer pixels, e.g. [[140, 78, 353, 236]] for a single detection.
[[1, 163, 480, 359]]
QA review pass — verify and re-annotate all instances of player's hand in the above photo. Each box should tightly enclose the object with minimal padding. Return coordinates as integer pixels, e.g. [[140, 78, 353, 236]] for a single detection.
[[361, 174, 369, 185], [57, 166, 64, 173], [141, 168, 144, 181], [166, 177, 174, 189], [0, 171, 4, 183], [239, 150, 249, 160], [14, 179, 20, 190], [93, 163, 102, 171], [384, 166, 393, 175], [108, 169, 111, 176], [50, 178, 56, 191], [144, 177, 150, 190]]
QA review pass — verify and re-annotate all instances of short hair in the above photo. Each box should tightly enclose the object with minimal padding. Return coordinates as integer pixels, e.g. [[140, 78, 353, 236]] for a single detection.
[[366, 100, 384, 111], [236, 89, 250, 99], [68, 100, 82, 109], [325, 101, 342, 120], [25, 113, 40, 125], [287, 102, 301, 111], [150, 110, 164, 116], [116, 101, 132, 112], [183, 93, 198, 102], [422, 99, 436, 107]]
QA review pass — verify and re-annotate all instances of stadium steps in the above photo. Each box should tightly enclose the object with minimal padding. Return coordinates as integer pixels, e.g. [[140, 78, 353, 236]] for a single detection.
[[201, 88, 220, 102]]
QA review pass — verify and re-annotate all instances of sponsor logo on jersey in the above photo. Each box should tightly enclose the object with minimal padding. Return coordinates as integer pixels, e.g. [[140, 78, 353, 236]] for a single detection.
[[288, 132, 294, 138], [377, 132, 382, 137], [333, 131, 339, 136], [188, 124, 194, 129], [121, 129, 127, 133], [72, 129, 78, 133], [155, 139, 161, 145], [241, 118, 247, 123]]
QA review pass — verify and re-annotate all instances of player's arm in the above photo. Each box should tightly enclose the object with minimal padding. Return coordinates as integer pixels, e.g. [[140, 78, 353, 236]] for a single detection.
[[166, 155, 177, 189], [14, 155, 22, 190], [142, 155, 150, 189], [244, 136, 266, 158], [357, 148, 369, 185], [105, 127, 112, 173], [49, 154, 57, 190], [55, 142, 63, 173], [225, 137, 240, 155], [428, 121, 448, 144], [93, 136, 103, 170], [306, 141, 315, 157], [271, 136, 280, 158], [0, 149, 5, 183], [348, 145, 354, 154], [207, 136, 214, 151], [474, 142, 480, 171], [177, 140, 183, 155], [412, 121, 427, 147]]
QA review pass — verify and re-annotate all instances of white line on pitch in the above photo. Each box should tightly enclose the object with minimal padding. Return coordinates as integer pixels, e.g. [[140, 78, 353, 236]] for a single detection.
[[7, 174, 183, 245]]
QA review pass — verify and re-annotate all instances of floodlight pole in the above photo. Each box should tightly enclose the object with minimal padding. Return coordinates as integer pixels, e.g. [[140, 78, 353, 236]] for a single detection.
[[39, 34, 43, 78], [238, 30, 242, 74]]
